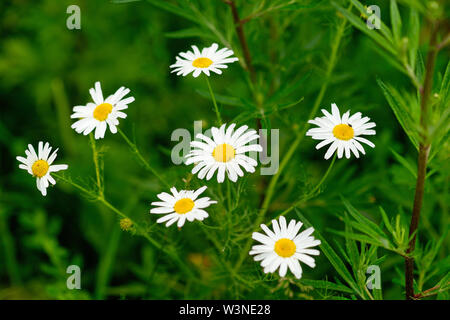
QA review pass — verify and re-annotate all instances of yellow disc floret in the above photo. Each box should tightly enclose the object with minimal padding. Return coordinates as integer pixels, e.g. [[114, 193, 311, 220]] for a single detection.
[[332, 124, 354, 141], [212, 143, 235, 163], [93, 103, 113, 121], [174, 198, 195, 214], [119, 218, 133, 231], [31, 160, 49, 178], [192, 57, 213, 68], [274, 238, 296, 258]]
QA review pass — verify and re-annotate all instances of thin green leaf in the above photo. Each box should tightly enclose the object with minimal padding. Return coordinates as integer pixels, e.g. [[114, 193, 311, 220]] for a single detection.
[[372, 44, 406, 74], [377, 79, 420, 149], [350, 0, 394, 44], [341, 197, 387, 239], [416, 50, 425, 84], [266, 71, 311, 104], [439, 60, 450, 108], [332, 2, 397, 56], [378, 207, 394, 235], [295, 209, 363, 297], [408, 8, 419, 70], [299, 279, 354, 294], [195, 89, 250, 108], [145, 0, 198, 23], [344, 213, 360, 270], [390, 148, 417, 178], [165, 27, 213, 40], [328, 229, 386, 248], [390, 0, 402, 44]]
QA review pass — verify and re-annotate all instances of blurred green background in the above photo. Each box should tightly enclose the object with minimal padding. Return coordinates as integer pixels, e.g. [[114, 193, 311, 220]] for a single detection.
[[0, 0, 448, 299]]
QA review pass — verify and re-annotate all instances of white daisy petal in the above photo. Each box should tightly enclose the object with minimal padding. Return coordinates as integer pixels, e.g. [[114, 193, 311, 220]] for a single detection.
[[71, 82, 134, 139], [150, 186, 216, 228], [16, 142, 68, 196], [306, 103, 376, 160], [186, 123, 262, 183], [169, 43, 238, 78], [249, 216, 320, 279]]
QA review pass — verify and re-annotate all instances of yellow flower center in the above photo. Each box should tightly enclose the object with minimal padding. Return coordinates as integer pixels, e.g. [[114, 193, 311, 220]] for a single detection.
[[332, 124, 354, 141], [212, 143, 235, 163], [31, 160, 49, 178], [274, 238, 296, 258], [93, 103, 113, 121], [174, 198, 195, 214], [192, 57, 213, 68]]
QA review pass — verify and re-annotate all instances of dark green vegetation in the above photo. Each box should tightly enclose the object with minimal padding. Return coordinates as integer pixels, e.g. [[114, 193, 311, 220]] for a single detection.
[[0, 0, 448, 299]]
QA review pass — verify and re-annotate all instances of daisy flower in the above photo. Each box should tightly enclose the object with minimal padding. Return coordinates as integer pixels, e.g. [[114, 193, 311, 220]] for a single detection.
[[170, 43, 239, 77], [306, 103, 376, 159], [249, 216, 321, 279], [16, 141, 68, 196], [71, 81, 134, 139], [185, 123, 263, 183], [150, 186, 217, 228]]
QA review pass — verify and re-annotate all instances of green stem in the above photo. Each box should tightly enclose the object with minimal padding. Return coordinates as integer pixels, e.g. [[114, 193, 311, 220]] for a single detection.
[[53, 173, 195, 280], [117, 128, 170, 188], [0, 210, 22, 285], [275, 154, 336, 220], [89, 133, 103, 198], [198, 223, 252, 288], [50, 78, 76, 156], [95, 222, 121, 299], [205, 76, 222, 125], [226, 179, 232, 213], [233, 14, 347, 272]]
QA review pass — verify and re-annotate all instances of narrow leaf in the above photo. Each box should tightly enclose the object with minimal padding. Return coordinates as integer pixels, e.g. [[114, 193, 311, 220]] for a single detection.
[[295, 209, 362, 297], [390, 0, 402, 44]]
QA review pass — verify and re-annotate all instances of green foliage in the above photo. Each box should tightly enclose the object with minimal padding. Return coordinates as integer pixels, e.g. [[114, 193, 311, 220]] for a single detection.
[[0, 0, 448, 300]]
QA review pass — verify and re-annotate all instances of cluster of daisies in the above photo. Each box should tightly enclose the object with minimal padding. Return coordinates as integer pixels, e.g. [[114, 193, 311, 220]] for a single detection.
[[16, 43, 376, 280]]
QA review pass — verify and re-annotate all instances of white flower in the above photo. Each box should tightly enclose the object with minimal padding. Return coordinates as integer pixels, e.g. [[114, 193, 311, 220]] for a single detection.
[[249, 216, 321, 279], [150, 186, 217, 228], [185, 123, 263, 183], [16, 142, 68, 196], [306, 103, 376, 159], [170, 43, 239, 77], [71, 81, 134, 139]]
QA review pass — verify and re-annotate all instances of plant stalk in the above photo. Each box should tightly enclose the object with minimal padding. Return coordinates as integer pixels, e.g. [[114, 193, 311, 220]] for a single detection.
[[205, 77, 222, 125], [275, 154, 336, 220], [53, 173, 196, 280], [117, 128, 170, 188], [223, 0, 256, 83], [89, 133, 104, 198], [233, 12, 348, 272], [404, 21, 439, 300]]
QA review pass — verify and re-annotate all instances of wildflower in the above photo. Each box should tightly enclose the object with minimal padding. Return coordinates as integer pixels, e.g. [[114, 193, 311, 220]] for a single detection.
[[249, 216, 321, 279], [71, 81, 134, 139], [150, 186, 216, 228], [306, 103, 376, 159], [169, 43, 238, 77], [119, 218, 133, 231], [185, 123, 262, 183], [16, 141, 68, 196]]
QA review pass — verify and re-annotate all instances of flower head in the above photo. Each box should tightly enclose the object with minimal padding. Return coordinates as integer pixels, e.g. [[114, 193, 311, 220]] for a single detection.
[[306, 103, 376, 159], [119, 218, 133, 231], [249, 216, 321, 279], [16, 142, 68, 196], [170, 43, 239, 78], [185, 123, 262, 183], [150, 186, 217, 228], [71, 81, 134, 139]]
